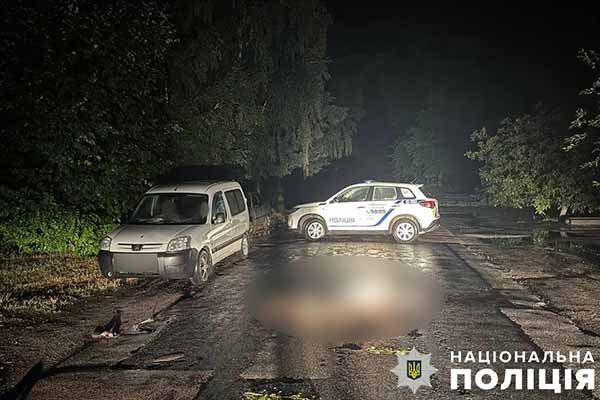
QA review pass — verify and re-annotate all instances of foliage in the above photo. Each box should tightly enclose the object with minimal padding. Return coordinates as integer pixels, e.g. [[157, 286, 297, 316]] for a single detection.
[[466, 106, 598, 215], [0, 1, 176, 218], [0, 0, 359, 256], [0, 189, 115, 256], [389, 108, 454, 188], [170, 0, 356, 179], [566, 49, 600, 185]]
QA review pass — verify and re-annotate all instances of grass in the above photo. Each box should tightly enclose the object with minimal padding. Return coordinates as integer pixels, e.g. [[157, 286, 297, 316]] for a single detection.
[[0, 255, 119, 319]]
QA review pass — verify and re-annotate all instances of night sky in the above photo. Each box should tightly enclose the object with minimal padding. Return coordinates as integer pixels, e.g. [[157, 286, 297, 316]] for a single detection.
[[284, 4, 600, 204]]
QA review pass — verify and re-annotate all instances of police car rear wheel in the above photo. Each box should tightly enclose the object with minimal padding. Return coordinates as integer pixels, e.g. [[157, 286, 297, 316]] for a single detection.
[[304, 219, 325, 241], [392, 220, 418, 243]]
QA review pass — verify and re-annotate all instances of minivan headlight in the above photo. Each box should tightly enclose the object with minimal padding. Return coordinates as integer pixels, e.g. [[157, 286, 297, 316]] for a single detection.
[[167, 236, 191, 252], [99, 237, 111, 251]]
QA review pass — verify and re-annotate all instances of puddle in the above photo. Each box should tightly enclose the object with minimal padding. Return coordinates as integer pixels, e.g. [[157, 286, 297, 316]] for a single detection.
[[481, 230, 600, 265]]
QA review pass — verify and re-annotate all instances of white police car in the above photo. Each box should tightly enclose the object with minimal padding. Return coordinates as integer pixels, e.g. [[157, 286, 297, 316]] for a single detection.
[[287, 182, 439, 243]]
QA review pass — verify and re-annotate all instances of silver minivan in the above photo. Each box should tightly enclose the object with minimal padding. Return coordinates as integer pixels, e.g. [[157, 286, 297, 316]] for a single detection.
[[98, 181, 250, 285]]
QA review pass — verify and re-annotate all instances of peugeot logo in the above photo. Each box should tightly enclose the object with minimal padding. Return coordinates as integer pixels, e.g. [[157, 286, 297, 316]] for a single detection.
[[132, 244, 143, 251]]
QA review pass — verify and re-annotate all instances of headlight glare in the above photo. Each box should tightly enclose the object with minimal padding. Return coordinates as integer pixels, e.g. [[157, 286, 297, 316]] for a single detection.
[[99, 237, 111, 251], [167, 236, 191, 252]]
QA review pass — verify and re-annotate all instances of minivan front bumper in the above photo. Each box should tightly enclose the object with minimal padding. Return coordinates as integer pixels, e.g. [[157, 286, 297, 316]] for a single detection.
[[99, 249, 197, 280]]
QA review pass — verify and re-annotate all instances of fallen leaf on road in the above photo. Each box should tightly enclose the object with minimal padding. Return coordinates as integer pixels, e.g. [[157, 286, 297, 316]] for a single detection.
[[363, 345, 408, 355], [150, 353, 185, 363], [242, 392, 312, 400]]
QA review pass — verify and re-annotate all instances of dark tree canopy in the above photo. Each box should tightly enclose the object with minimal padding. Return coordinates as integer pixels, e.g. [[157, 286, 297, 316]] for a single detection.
[[0, 1, 176, 217], [0, 0, 358, 221], [567, 50, 600, 185], [467, 106, 599, 215], [170, 0, 356, 179]]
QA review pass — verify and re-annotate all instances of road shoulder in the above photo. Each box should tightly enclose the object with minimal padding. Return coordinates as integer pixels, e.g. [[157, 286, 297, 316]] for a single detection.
[[0, 279, 185, 397]]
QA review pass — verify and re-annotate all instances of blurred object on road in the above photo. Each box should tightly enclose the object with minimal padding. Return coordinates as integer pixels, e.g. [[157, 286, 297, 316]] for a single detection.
[[249, 256, 442, 341]]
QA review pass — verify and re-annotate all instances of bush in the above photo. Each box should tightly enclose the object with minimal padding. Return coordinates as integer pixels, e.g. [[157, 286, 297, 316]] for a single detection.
[[0, 189, 115, 256], [0, 210, 115, 256]]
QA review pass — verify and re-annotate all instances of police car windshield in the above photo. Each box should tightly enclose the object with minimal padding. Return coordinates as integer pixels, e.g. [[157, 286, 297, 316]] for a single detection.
[[128, 193, 209, 225]]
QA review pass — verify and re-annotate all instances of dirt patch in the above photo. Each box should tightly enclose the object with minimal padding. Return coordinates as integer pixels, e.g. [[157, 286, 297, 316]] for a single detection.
[[0, 255, 118, 318]]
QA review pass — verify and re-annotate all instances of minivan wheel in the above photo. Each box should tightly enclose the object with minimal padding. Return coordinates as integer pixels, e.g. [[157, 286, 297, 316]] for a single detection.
[[239, 234, 249, 259], [191, 249, 213, 286], [304, 219, 326, 241], [392, 219, 418, 243]]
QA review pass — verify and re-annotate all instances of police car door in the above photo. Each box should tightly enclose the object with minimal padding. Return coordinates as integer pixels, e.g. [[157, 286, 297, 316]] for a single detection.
[[323, 186, 371, 230], [364, 186, 399, 230]]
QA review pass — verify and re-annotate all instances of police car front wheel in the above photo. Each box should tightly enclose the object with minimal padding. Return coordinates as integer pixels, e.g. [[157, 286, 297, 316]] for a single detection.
[[392, 219, 418, 243], [304, 219, 326, 241]]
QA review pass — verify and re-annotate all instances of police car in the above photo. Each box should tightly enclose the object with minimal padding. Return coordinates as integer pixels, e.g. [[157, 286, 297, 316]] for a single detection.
[[287, 181, 439, 243]]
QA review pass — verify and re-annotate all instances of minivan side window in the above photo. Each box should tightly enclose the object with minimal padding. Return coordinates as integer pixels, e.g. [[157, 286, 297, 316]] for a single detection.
[[225, 189, 246, 216], [212, 192, 227, 222]]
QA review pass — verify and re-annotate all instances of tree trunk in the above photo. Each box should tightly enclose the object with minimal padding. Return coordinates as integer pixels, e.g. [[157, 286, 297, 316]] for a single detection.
[[559, 206, 568, 217], [559, 205, 568, 224], [276, 176, 285, 213]]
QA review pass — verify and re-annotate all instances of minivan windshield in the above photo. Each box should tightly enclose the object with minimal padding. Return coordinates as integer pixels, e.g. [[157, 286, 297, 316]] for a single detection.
[[128, 193, 209, 225]]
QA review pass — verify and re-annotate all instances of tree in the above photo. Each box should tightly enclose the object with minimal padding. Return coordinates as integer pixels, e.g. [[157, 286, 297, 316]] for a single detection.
[[169, 0, 356, 181], [566, 49, 600, 186], [389, 109, 450, 187], [466, 106, 598, 215], [0, 1, 176, 217]]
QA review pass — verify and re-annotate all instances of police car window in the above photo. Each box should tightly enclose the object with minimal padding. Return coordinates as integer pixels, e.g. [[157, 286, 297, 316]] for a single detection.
[[336, 187, 370, 203], [398, 187, 416, 199], [212, 192, 227, 220], [373, 187, 398, 201]]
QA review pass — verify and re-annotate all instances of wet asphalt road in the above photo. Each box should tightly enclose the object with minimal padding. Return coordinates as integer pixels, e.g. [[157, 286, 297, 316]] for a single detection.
[[89, 229, 589, 399]]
